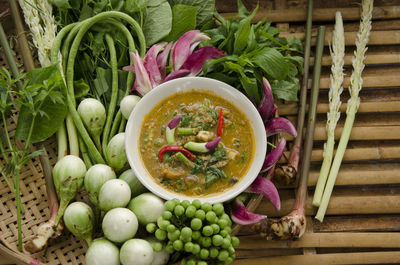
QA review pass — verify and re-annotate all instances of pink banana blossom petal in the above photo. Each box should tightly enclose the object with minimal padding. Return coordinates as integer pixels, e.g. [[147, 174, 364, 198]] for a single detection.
[[257, 77, 276, 121], [144, 43, 168, 86], [231, 199, 267, 226], [172, 30, 210, 70], [164, 69, 191, 82], [247, 176, 281, 211], [156, 42, 173, 79], [265, 117, 297, 137], [124, 51, 153, 96], [180, 46, 226, 76], [261, 137, 286, 173]]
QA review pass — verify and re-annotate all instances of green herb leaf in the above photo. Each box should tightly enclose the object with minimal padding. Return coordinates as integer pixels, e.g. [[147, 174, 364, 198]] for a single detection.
[[271, 79, 300, 102], [233, 4, 258, 54], [169, 0, 214, 28], [165, 4, 199, 42], [143, 1, 172, 46], [15, 65, 68, 143], [125, 0, 147, 14], [252, 47, 290, 80]]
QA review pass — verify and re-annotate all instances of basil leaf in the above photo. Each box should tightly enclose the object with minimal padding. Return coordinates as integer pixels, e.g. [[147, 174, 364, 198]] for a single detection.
[[233, 4, 258, 54], [16, 65, 68, 143], [125, 0, 147, 13], [252, 47, 290, 80], [143, 1, 172, 46], [271, 79, 300, 102], [169, 0, 214, 28], [165, 4, 199, 42]]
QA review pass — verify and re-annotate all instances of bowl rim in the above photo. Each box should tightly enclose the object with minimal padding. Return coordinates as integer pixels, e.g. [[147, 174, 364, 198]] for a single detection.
[[125, 76, 266, 203]]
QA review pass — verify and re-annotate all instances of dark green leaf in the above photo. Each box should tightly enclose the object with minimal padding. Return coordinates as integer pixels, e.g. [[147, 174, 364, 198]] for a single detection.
[[78, 3, 93, 21], [233, 4, 258, 54], [143, 2, 172, 46], [73, 79, 90, 99], [169, 0, 214, 28], [125, 0, 147, 13], [164, 4, 199, 42], [148, 0, 167, 6], [240, 76, 259, 104], [236, 0, 249, 18], [286, 55, 304, 75], [252, 47, 290, 80], [206, 174, 219, 188], [15, 65, 68, 143], [271, 79, 299, 102]]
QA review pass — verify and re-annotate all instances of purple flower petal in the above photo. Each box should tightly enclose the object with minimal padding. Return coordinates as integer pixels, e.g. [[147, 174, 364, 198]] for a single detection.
[[247, 176, 281, 211], [180, 46, 226, 76], [261, 137, 286, 173], [144, 43, 168, 86], [231, 199, 267, 226], [157, 42, 173, 79], [265, 117, 297, 137], [126, 51, 153, 96], [172, 30, 210, 70], [168, 115, 182, 129], [205, 136, 221, 150], [257, 77, 275, 121], [164, 69, 191, 83]]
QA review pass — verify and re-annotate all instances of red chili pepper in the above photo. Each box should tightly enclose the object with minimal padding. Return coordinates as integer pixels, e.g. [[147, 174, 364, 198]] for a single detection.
[[217, 108, 224, 137], [158, 145, 196, 162]]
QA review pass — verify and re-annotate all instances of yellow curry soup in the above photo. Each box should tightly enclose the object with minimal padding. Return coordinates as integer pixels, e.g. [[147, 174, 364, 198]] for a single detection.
[[139, 90, 255, 197]]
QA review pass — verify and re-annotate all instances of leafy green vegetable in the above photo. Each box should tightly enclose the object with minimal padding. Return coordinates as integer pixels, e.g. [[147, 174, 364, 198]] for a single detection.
[[15, 65, 67, 143], [165, 4, 199, 42], [212, 148, 226, 161], [169, 0, 214, 28], [125, 0, 147, 14], [202, 0, 304, 102], [205, 166, 227, 188], [143, 1, 172, 46]]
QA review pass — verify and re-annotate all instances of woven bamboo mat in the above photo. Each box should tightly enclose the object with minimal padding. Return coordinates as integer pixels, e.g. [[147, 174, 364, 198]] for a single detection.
[[1, 0, 400, 264]]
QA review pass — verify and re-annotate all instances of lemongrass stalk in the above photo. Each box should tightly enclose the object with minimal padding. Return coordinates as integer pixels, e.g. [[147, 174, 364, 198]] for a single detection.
[[312, 11, 345, 207], [315, 0, 373, 222]]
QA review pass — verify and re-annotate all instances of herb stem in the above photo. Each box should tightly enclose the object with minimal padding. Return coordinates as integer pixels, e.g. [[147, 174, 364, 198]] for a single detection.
[[177, 128, 195, 135], [0, 23, 21, 89], [14, 167, 23, 251]]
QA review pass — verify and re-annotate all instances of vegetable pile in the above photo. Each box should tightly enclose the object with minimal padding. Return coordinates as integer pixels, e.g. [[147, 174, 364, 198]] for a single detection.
[[146, 199, 239, 265], [0, 0, 309, 262]]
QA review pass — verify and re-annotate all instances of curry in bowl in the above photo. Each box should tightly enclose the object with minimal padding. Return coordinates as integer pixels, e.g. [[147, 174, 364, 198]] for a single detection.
[[139, 90, 255, 196]]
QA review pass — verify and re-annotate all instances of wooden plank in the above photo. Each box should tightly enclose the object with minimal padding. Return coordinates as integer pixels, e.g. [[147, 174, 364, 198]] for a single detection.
[[234, 251, 400, 265], [315, 67, 400, 89], [283, 142, 400, 162], [278, 101, 400, 115], [285, 125, 400, 141], [221, 6, 400, 23], [258, 193, 400, 216], [238, 232, 400, 248], [313, 215, 400, 232], [281, 30, 400, 46], [308, 163, 400, 186]]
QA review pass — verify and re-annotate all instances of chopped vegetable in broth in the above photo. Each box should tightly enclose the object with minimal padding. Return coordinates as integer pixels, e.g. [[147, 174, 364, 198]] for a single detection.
[[139, 90, 254, 196]]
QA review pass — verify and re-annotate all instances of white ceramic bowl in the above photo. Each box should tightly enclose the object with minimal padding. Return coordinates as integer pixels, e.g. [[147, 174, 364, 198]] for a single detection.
[[125, 77, 266, 203]]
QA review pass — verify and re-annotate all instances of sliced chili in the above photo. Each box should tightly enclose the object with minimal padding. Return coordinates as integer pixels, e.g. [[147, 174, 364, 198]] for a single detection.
[[217, 108, 224, 137], [158, 145, 196, 162]]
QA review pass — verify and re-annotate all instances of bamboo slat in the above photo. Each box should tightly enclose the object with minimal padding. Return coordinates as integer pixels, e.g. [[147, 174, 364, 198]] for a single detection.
[[221, 6, 400, 23], [308, 163, 400, 186], [238, 232, 400, 248], [234, 251, 400, 265]]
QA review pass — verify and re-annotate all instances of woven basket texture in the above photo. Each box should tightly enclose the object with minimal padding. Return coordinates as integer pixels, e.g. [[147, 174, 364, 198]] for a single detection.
[[0, 50, 88, 264]]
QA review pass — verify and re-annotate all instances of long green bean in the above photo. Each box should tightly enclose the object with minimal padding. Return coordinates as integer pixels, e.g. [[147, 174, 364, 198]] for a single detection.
[[102, 34, 119, 154]]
